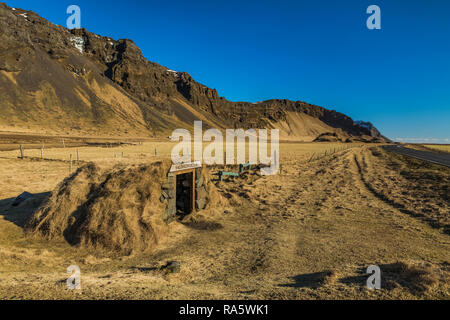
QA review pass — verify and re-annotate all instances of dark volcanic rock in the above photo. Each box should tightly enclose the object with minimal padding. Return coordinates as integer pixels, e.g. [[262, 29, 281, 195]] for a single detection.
[[355, 121, 386, 139]]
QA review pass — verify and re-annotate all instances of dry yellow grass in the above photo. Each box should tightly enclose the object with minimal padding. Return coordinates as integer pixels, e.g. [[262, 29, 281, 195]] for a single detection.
[[0, 158, 70, 199], [0, 141, 448, 300], [0, 141, 363, 199], [423, 145, 450, 153]]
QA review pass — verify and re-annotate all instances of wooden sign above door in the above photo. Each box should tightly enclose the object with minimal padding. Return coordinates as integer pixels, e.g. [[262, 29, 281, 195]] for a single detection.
[[170, 161, 202, 173]]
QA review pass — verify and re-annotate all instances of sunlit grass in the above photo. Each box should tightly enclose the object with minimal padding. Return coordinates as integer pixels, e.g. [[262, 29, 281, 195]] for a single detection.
[[0, 141, 365, 199], [423, 145, 450, 153]]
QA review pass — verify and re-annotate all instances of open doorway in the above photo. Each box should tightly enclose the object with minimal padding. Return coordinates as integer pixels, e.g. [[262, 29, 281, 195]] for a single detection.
[[175, 171, 194, 218]]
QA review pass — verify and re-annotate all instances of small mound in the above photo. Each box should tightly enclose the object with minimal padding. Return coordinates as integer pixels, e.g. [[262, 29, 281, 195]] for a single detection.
[[382, 262, 446, 294], [314, 132, 344, 142], [26, 161, 221, 255]]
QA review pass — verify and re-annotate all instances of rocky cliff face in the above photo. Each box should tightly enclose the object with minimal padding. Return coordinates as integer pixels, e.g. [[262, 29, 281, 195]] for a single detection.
[[0, 3, 385, 141]]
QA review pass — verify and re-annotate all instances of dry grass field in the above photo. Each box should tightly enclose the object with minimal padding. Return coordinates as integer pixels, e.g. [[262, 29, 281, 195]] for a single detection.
[[423, 145, 450, 153], [0, 139, 360, 199], [0, 135, 448, 300], [405, 144, 450, 154]]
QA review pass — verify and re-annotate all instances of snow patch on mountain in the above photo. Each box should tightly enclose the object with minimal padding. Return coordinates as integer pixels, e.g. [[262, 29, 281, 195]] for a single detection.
[[18, 13, 29, 21], [166, 69, 181, 77], [70, 36, 84, 54]]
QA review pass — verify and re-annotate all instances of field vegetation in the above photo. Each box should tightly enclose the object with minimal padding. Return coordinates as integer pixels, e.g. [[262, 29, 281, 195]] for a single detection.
[[0, 134, 448, 300]]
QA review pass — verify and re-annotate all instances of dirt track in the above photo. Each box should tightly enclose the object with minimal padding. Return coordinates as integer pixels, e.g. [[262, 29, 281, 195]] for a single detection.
[[0, 146, 448, 299]]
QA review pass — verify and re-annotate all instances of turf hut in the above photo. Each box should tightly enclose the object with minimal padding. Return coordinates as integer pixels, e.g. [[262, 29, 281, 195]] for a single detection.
[[26, 161, 219, 255]]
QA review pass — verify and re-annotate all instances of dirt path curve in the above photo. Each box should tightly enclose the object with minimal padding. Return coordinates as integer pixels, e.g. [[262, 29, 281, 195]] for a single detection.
[[220, 147, 450, 299]]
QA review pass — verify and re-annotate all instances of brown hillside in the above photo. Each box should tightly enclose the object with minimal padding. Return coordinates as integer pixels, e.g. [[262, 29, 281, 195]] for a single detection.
[[0, 3, 386, 142]]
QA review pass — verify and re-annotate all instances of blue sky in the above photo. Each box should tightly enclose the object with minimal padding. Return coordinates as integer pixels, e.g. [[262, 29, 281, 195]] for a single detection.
[[5, 0, 450, 142]]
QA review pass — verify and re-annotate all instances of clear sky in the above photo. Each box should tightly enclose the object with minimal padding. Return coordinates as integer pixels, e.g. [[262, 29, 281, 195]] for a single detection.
[[5, 0, 450, 142]]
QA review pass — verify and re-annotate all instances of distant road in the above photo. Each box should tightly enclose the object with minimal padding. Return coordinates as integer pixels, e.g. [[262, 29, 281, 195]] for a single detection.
[[383, 145, 450, 168]]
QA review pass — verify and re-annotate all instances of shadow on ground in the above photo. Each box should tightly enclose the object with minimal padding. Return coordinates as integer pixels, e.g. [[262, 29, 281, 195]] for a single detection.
[[279, 271, 336, 289], [0, 192, 50, 227]]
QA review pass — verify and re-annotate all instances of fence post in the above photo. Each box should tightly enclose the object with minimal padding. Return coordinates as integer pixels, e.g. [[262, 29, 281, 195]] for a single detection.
[[224, 150, 226, 167], [76, 149, 79, 162], [41, 145, 44, 159], [19, 144, 24, 159], [62, 139, 65, 148]]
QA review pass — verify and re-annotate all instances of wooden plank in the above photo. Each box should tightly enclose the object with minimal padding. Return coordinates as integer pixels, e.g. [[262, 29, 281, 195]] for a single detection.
[[219, 171, 239, 181], [173, 168, 196, 176], [239, 162, 252, 173], [220, 171, 240, 177], [170, 161, 201, 173]]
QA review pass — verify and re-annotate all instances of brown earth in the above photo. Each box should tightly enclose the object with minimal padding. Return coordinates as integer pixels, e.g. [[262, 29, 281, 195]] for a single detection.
[[0, 144, 448, 300]]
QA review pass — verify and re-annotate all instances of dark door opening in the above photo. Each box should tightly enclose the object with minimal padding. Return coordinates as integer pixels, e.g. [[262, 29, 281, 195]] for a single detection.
[[175, 172, 194, 218]]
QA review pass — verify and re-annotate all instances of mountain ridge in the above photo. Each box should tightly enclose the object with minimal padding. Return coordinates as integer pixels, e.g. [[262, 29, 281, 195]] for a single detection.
[[0, 2, 388, 142]]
